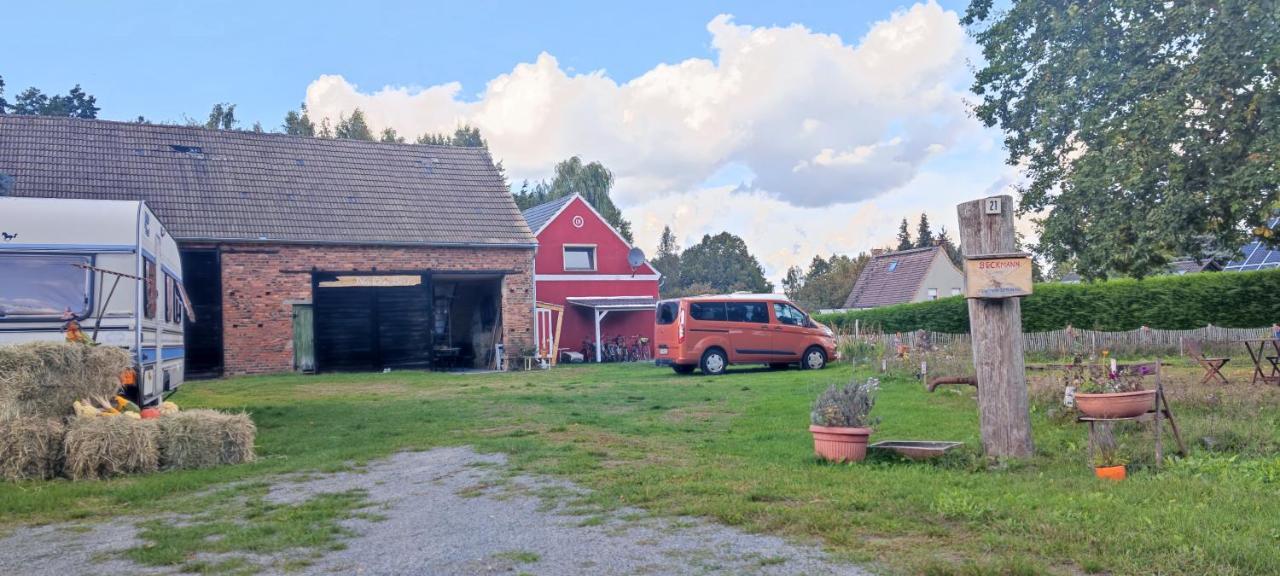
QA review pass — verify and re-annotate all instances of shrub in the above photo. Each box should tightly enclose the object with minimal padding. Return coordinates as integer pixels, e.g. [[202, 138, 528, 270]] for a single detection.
[[811, 377, 879, 428], [815, 269, 1280, 333]]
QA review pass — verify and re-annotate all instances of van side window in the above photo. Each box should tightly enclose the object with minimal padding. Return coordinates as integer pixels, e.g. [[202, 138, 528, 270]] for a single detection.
[[773, 303, 806, 326], [689, 302, 727, 321], [143, 258, 157, 320], [726, 302, 768, 323], [656, 301, 679, 325]]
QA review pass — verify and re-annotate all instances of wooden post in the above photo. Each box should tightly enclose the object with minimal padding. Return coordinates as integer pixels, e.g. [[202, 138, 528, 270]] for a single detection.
[[957, 195, 1035, 458]]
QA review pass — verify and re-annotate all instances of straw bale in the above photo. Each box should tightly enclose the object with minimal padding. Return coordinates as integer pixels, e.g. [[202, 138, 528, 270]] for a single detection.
[[0, 416, 65, 481], [157, 409, 256, 470], [63, 416, 158, 480]]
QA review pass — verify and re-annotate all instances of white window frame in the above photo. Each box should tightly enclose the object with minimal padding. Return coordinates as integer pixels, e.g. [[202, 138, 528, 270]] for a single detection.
[[927, 288, 938, 301], [951, 287, 962, 296], [562, 244, 597, 272]]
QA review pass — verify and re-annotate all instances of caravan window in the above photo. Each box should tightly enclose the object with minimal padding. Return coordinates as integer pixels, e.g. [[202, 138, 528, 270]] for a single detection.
[[0, 254, 91, 320], [143, 258, 157, 320]]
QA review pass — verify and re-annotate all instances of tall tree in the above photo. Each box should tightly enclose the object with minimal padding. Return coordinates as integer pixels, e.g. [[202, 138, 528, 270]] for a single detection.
[[334, 108, 373, 140], [935, 226, 963, 267], [676, 232, 773, 294], [652, 226, 683, 297], [915, 213, 934, 249], [282, 105, 316, 136], [788, 253, 870, 311], [0, 75, 7, 113], [379, 127, 405, 143], [205, 103, 237, 130], [513, 156, 634, 243], [782, 265, 804, 301], [417, 125, 487, 147], [965, 0, 1280, 279], [6, 84, 98, 118], [896, 218, 913, 251]]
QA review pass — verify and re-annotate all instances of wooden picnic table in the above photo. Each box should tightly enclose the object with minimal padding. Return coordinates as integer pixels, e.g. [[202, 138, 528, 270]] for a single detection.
[[1236, 339, 1280, 385]]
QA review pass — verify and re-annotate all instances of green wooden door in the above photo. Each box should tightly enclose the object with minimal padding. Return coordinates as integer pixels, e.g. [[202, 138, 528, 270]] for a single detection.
[[292, 303, 315, 372]]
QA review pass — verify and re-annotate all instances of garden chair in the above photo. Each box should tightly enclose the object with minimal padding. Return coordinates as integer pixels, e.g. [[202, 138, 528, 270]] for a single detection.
[[1185, 339, 1229, 384]]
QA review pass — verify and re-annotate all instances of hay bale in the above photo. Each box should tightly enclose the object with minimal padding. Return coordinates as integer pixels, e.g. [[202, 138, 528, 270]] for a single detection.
[[64, 416, 158, 480], [0, 342, 130, 418], [157, 410, 256, 470], [0, 416, 65, 481]]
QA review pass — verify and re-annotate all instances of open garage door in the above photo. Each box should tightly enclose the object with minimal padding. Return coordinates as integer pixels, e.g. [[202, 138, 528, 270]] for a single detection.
[[312, 273, 433, 372]]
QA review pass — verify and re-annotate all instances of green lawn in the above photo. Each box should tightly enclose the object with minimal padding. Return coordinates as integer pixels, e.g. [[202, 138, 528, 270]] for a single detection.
[[3, 362, 1279, 575]]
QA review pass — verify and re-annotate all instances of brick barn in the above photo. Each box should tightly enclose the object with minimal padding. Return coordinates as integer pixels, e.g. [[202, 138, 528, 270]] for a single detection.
[[0, 116, 536, 376], [522, 194, 660, 362]]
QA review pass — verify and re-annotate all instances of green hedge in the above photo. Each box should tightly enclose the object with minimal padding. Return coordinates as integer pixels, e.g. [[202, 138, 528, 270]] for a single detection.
[[815, 269, 1280, 333]]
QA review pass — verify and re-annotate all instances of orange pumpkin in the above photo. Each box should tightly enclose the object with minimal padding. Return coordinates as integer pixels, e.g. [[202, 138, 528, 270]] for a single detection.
[[140, 407, 161, 420]]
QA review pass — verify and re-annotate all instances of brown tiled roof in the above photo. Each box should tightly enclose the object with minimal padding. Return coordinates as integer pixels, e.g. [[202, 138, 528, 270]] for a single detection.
[[0, 116, 535, 247], [843, 246, 944, 309]]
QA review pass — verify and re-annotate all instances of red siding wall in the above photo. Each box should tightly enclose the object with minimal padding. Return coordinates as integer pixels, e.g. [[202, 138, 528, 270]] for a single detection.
[[532, 197, 659, 356], [189, 242, 534, 375]]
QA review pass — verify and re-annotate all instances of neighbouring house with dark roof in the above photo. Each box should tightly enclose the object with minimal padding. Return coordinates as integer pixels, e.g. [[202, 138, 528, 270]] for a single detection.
[[842, 246, 963, 309], [522, 194, 660, 363], [0, 116, 536, 375]]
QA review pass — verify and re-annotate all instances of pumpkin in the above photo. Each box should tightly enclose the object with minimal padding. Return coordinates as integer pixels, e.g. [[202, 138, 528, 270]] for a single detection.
[[140, 407, 161, 420]]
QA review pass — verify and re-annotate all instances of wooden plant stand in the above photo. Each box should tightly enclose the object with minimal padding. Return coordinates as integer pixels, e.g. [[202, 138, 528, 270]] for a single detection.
[[1077, 362, 1187, 470]]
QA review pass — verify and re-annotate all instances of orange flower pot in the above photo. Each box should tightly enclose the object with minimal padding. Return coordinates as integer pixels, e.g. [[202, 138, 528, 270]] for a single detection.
[[809, 425, 872, 462], [1075, 390, 1155, 419], [1094, 465, 1126, 481]]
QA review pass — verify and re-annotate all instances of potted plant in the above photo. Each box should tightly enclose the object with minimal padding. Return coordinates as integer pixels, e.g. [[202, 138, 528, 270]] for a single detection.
[[1093, 448, 1127, 481], [1073, 364, 1155, 419], [809, 377, 879, 462]]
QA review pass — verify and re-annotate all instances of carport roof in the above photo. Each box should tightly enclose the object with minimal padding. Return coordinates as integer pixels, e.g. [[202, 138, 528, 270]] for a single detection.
[[566, 296, 658, 311], [0, 116, 535, 247]]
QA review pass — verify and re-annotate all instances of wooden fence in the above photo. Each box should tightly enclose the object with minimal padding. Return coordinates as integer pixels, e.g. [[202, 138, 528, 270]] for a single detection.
[[842, 325, 1274, 357]]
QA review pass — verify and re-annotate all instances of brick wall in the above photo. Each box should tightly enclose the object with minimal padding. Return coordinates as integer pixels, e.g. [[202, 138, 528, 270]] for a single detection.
[[193, 242, 534, 375]]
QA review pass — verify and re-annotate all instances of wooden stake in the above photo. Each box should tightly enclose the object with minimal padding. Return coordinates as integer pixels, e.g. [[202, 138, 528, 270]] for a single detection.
[[957, 195, 1035, 458]]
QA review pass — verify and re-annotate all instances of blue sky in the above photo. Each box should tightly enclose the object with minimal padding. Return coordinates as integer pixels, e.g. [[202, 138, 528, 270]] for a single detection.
[[3, 0, 967, 127], [3, 1, 1011, 282]]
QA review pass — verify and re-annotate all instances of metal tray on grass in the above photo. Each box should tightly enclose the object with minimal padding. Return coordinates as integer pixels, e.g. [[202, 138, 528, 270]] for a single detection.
[[869, 441, 964, 460]]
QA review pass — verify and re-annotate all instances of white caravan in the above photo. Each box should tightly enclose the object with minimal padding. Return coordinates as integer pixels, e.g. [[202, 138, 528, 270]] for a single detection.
[[0, 197, 186, 406]]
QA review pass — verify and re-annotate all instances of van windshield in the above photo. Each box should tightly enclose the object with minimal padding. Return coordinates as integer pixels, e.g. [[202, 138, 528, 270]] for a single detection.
[[0, 254, 91, 319]]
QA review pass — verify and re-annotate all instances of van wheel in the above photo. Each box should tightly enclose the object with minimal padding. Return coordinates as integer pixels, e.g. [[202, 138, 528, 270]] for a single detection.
[[700, 348, 728, 376], [802, 347, 827, 370], [672, 364, 695, 375]]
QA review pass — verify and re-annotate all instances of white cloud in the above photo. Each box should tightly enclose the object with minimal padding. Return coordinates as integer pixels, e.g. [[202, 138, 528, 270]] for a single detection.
[[302, 1, 1019, 283]]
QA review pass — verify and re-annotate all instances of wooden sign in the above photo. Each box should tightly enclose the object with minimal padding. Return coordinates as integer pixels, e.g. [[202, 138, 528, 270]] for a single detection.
[[318, 275, 422, 288], [964, 253, 1033, 299]]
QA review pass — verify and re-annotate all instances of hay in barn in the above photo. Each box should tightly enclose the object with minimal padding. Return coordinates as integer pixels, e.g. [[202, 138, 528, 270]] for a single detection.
[[0, 416, 66, 481], [0, 342, 130, 418], [157, 409, 256, 470], [63, 416, 158, 480]]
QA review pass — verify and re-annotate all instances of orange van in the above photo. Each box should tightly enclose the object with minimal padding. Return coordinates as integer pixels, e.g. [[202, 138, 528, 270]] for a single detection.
[[653, 294, 839, 375]]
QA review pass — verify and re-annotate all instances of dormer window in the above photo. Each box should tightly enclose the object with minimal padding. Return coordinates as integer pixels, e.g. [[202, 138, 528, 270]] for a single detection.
[[886, 261, 899, 272], [563, 245, 596, 271]]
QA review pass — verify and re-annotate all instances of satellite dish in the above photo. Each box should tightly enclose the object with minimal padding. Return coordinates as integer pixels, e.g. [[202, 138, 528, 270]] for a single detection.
[[627, 247, 646, 269]]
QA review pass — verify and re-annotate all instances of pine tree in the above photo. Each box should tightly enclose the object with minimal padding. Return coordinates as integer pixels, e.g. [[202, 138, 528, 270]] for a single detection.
[[896, 218, 913, 251], [915, 213, 934, 248]]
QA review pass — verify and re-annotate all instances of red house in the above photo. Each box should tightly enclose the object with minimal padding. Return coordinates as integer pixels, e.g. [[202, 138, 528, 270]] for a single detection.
[[523, 194, 660, 363]]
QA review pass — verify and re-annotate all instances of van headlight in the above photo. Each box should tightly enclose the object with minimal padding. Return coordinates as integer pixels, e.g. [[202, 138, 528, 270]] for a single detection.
[[821, 326, 834, 338]]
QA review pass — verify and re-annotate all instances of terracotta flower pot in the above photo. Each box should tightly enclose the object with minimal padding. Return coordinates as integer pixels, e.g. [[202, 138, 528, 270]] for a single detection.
[[1075, 389, 1156, 419], [809, 425, 873, 462], [1094, 465, 1126, 481]]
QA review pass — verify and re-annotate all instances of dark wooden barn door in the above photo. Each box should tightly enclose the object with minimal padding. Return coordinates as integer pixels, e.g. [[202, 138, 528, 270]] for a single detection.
[[313, 275, 432, 372], [180, 249, 224, 379]]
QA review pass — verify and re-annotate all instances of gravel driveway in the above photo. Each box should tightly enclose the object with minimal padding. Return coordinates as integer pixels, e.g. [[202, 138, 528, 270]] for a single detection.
[[0, 447, 869, 575]]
